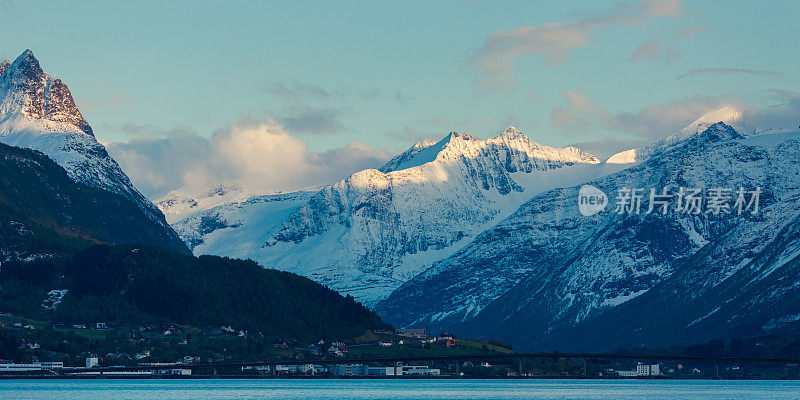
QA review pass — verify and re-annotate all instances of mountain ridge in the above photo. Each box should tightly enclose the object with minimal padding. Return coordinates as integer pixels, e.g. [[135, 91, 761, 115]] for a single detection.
[[169, 127, 606, 306]]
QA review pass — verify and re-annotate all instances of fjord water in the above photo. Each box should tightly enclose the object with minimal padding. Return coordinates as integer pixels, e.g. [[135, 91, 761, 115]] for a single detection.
[[1, 379, 798, 400]]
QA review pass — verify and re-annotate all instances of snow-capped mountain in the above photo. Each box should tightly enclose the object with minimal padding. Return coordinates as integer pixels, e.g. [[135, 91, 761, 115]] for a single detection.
[[377, 113, 800, 351], [171, 127, 604, 305], [157, 184, 255, 224], [606, 106, 745, 164], [0, 50, 183, 249]]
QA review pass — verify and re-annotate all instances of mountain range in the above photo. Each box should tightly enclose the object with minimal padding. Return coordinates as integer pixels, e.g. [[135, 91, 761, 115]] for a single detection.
[[163, 127, 614, 305], [3, 48, 799, 353], [167, 103, 800, 351]]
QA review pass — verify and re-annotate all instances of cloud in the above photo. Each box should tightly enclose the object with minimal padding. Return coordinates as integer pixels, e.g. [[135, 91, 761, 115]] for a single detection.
[[255, 79, 382, 102], [106, 119, 391, 199], [467, 20, 597, 90], [677, 68, 780, 79], [551, 90, 736, 139], [552, 89, 800, 146], [628, 37, 682, 63], [467, 0, 685, 90], [259, 81, 334, 101], [275, 106, 349, 135], [641, 0, 684, 17], [551, 90, 621, 130]]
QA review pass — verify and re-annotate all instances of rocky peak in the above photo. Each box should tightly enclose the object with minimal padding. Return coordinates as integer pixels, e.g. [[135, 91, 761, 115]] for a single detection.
[[0, 60, 10, 77], [696, 122, 743, 143], [500, 126, 524, 139], [0, 50, 93, 136]]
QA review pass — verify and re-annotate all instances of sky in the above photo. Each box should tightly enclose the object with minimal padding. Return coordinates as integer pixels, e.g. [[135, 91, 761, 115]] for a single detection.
[[1, 0, 798, 198]]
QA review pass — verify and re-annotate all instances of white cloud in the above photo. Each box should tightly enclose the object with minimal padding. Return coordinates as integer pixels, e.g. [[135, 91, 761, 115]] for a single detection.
[[467, 0, 685, 90], [552, 89, 800, 151], [106, 119, 392, 199], [628, 37, 683, 63]]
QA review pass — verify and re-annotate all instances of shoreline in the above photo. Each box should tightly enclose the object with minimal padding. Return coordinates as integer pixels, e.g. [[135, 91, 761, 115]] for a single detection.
[[0, 375, 793, 380]]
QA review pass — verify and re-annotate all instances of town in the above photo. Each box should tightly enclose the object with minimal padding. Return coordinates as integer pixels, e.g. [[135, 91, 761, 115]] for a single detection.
[[2, 316, 793, 379]]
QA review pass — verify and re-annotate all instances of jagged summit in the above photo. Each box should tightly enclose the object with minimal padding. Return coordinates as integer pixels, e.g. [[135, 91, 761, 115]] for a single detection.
[[681, 106, 743, 135], [0, 49, 176, 239], [500, 126, 524, 138], [382, 127, 599, 173], [607, 107, 745, 164], [0, 49, 93, 136]]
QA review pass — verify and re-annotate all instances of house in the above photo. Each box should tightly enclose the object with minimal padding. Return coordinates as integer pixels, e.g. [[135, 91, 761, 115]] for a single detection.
[[71, 324, 86, 330], [182, 356, 199, 364], [307, 345, 323, 356], [271, 341, 288, 348], [327, 345, 344, 357], [96, 322, 108, 330], [86, 357, 99, 368], [378, 341, 393, 347]]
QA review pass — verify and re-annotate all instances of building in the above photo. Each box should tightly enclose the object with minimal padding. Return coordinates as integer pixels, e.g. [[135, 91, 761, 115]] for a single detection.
[[332, 364, 369, 376], [242, 365, 271, 374], [86, 357, 99, 368], [616, 363, 661, 377], [0, 362, 64, 372], [636, 363, 660, 376], [157, 368, 192, 376]]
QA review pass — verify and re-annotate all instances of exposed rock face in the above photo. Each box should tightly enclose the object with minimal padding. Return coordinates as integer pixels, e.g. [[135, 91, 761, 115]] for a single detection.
[[0, 50, 93, 136]]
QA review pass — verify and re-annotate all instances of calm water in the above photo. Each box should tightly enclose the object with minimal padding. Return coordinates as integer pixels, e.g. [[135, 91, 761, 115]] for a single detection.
[[1, 379, 798, 400]]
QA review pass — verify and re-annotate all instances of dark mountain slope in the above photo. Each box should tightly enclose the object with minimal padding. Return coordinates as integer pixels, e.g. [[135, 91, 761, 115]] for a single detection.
[[0, 141, 189, 255], [0, 245, 389, 340]]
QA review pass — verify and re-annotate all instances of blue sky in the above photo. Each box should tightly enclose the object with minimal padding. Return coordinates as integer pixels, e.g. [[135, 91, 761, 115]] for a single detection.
[[1, 0, 798, 197]]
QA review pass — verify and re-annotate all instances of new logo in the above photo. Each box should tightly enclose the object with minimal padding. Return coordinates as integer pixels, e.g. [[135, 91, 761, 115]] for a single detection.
[[578, 185, 608, 216]]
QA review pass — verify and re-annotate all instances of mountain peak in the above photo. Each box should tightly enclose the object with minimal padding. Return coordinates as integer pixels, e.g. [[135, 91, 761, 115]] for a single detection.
[[501, 126, 524, 139], [696, 121, 743, 143], [0, 49, 93, 136], [681, 106, 743, 136], [8, 49, 45, 83], [606, 107, 745, 164]]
